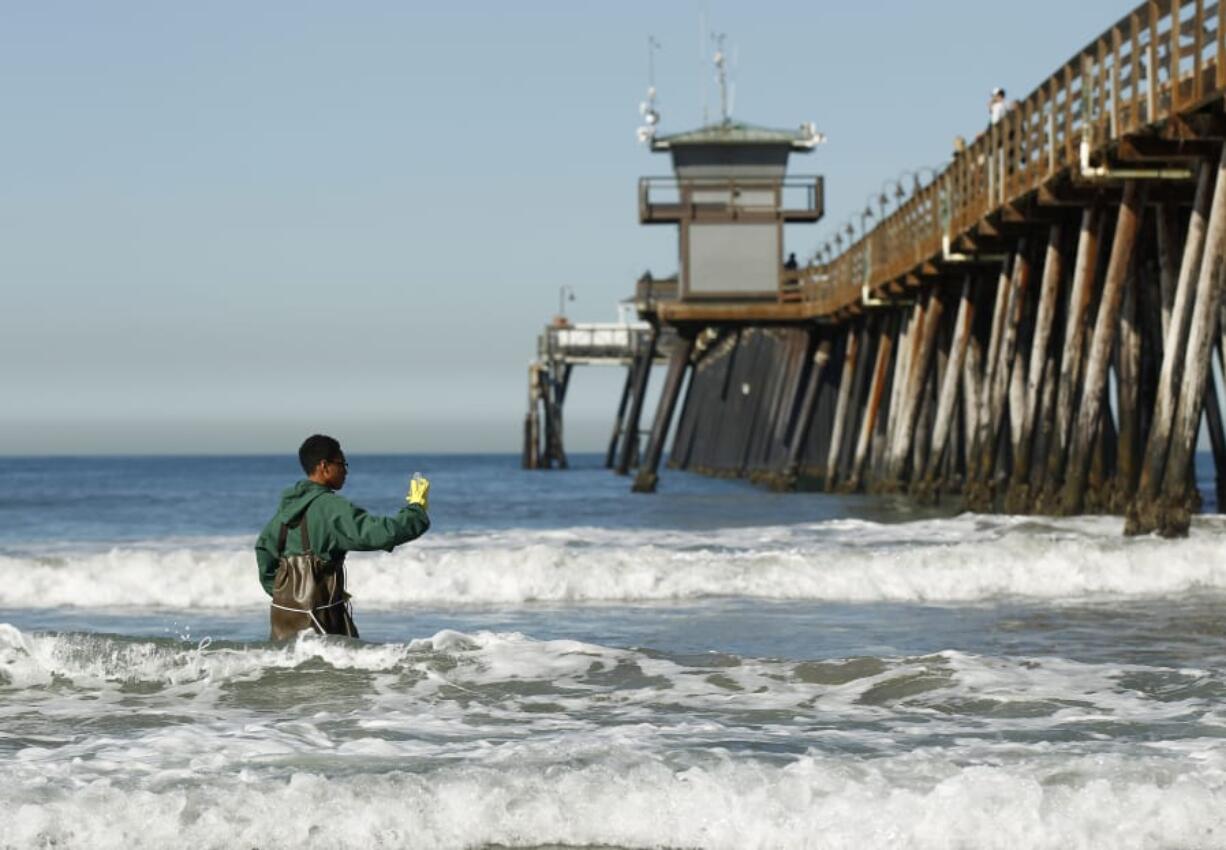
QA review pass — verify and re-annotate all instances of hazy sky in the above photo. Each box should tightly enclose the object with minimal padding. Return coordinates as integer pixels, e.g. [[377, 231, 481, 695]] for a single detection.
[[1, 1, 1129, 454]]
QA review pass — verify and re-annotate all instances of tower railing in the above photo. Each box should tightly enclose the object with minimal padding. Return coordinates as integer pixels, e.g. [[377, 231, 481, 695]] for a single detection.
[[639, 175, 824, 223]]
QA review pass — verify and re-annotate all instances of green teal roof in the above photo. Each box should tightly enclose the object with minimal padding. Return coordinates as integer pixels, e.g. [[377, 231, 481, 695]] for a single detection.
[[650, 120, 820, 151]]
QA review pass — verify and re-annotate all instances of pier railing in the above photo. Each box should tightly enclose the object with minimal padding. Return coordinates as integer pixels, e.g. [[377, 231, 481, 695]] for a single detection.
[[798, 0, 1223, 317], [540, 323, 656, 365]]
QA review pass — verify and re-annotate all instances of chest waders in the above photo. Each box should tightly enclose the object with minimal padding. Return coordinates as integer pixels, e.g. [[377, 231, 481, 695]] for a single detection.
[[269, 507, 358, 640]]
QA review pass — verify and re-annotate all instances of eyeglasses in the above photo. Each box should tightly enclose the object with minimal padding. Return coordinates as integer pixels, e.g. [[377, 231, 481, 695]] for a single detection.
[[330, 458, 349, 470]]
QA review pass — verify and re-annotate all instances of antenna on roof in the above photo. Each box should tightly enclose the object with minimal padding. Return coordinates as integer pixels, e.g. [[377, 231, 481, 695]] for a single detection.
[[712, 32, 730, 124], [729, 42, 738, 120], [698, 3, 709, 124], [637, 36, 662, 144]]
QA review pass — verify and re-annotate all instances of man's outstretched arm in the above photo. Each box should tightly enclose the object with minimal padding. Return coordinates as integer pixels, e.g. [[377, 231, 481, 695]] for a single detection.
[[320, 493, 430, 552]]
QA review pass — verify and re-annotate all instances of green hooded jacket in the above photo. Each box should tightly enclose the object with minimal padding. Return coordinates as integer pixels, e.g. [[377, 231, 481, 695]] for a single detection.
[[254, 480, 430, 596]]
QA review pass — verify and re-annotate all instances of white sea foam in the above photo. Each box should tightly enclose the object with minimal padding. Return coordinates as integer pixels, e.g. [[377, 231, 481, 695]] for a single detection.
[[4, 625, 1226, 849], [3, 514, 1226, 609], [5, 751, 1226, 850]]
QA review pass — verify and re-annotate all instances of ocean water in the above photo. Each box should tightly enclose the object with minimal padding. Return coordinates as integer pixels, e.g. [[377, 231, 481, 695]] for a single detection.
[[4, 453, 1226, 849]]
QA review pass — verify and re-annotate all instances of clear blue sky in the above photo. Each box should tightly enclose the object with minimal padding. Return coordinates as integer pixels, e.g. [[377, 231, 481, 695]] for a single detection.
[[0, 1, 1130, 454]]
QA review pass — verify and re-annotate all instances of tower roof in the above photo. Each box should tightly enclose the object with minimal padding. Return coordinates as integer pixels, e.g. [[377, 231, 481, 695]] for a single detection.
[[650, 120, 821, 152]]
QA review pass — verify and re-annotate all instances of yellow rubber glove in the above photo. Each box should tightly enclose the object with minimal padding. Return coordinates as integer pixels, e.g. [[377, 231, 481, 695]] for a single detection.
[[407, 474, 430, 511]]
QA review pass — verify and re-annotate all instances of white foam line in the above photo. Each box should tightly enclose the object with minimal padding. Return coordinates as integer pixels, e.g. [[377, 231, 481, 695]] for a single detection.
[[3, 515, 1226, 609], [4, 750, 1226, 850]]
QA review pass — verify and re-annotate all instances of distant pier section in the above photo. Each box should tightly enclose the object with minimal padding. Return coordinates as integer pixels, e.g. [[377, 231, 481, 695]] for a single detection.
[[523, 280, 681, 471]]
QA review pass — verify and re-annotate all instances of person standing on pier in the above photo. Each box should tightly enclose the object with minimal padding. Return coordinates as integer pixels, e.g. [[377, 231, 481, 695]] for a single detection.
[[988, 87, 1007, 124], [254, 434, 431, 640]]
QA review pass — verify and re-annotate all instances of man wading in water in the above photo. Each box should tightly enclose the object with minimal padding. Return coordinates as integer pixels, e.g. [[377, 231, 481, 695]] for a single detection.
[[255, 434, 430, 639]]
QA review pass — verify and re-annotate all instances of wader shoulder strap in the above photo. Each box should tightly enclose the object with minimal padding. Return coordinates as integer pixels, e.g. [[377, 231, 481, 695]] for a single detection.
[[276, 505, 313, 554]]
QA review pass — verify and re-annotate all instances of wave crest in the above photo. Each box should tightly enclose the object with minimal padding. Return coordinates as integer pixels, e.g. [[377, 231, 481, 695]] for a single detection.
[[3, 516, 1226, 609]]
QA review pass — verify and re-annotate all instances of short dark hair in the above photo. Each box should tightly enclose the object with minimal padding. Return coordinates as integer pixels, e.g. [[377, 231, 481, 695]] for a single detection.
[[299, 434, 342, 475]]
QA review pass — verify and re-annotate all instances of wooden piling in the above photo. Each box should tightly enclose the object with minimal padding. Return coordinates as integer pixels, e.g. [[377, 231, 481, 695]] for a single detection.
[[605, 365, 635, 469], [523, 363, 542, 469], [1127, 158, 1215, 533], [1028, 349, 1060, 497], [1156, 150, 1226, 535], [615, 329, 658, 475], [1061, 181, 1143, 515], [825, 321, 863, 491], [1006, 225, 1064, 512], [1202, 356, 1226, 511], [1212, 339, 1226, 510], [1038, 203, 1104, 511], [847, 314, 897, 492], [545, 363, 572, 469], [1115, 264, 1142, 505], [887, 289, 945, 488], [968, 245, 1030, 510], [780, 336, 833, 488], [1156, 203, 1180, 337], [882, 301, 923, 480], [633, 337, 694, 493], [961, 292, 989, 485], [540, 365, 557, 470], [919, 276, 974, 499]]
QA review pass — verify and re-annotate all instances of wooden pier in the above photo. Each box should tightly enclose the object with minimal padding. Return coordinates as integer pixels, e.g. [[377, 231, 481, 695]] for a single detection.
[[529, 0, 1226, 537]]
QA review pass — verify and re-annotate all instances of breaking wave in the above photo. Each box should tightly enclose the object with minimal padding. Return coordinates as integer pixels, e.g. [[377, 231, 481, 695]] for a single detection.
[[3, 514, 1226, 610], [4, 625, 1226, 850]]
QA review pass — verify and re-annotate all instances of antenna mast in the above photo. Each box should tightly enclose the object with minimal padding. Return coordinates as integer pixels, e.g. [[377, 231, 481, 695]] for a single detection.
[[637, 36, 662, 144], [648, 34, 660, 90], [699, 5, 708, 124], [712, 32, 729, 124]]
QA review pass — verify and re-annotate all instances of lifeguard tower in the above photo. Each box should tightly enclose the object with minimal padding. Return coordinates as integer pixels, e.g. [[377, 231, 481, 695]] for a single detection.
[[639, 119, 825, 301], [617, 47, 827, 492]]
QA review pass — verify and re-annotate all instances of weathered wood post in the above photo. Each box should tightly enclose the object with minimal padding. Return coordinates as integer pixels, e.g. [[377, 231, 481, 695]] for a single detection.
[[1202, 358, 1226, 511], [771, 331, 812, 467], [960, 287, 991, 488], [826, 321, 864, 491], [633, 337, 695, 493], [1155, 150, 1226, 535], [540, 363, 557, 470], [605, 365, 635, 468], [523, 363, 542, 469], [887, 288, 946, 489], [615, 328, 658, 475], [973, 263, 1014, 475], [545, 363, 573, 469], [1114, 264, 1142, 507], [1126, 159, 1215, 533], [911, 365, 938, 486], [1060, 181, 1143, 515], [880, 300, 922, 483], [917, 276, 974, 500], [1006, 224, 1064, 512], [847, 313, 897, 492], [1156, 204, 1180, 335], [968, 245, 1030, 510], [1037, 203, 1104, 511], [780, 336, 833, 488]]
